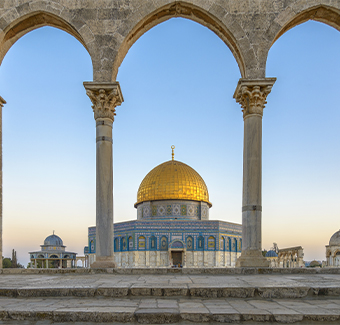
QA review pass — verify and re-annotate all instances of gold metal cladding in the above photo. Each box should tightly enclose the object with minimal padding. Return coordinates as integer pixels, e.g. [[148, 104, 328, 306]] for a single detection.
[[171, 145, 175, 161], [135, 160, 212, 208]]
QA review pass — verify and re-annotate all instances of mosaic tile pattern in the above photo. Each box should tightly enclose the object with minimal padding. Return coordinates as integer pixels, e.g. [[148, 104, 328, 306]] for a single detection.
[[173, 204, 180, 216]]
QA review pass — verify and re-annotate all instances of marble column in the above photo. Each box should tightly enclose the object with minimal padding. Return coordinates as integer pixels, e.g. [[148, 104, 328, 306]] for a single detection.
[[234, 78, 276, 267], [0, 97, 5, 269], [84, 82, 123, 268]]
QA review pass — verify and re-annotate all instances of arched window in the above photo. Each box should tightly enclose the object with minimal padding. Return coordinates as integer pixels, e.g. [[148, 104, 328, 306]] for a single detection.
[[138, 236, 146, 250], [128, 236, 133, 251], [221, 237, 225, 251], [197, 236, 204, 251], [232, 238, 237, 252], [208, 236, 215, 250], [239, 238, 242, 251], [226, 237, 231, 252], [114, 238, 119, 252], [121, 237, 127, 251], [160, 236, 168, 251], [187, 236, 193, 251], [90, 240, 95, 253], [150, 235, 157, 250]]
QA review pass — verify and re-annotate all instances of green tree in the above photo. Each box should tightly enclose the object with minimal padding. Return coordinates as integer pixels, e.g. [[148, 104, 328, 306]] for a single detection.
[[2, 257, 12, 268], [11, 249, 17, 268]]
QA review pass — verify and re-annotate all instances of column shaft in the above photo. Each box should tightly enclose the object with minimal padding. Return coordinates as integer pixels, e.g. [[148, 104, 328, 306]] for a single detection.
[[242, 114, 262, 251], [0, 97, 5, 269], [234, 78, 276, 267], [84, 82, 123, 268], [96, 119, 113, 258]]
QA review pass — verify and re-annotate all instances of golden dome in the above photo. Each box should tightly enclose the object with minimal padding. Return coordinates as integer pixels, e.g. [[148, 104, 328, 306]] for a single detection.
[[135, 160, 211, 207]]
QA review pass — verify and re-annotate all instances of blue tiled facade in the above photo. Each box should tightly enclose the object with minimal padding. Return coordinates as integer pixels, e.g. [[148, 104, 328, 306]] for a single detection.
[[88, 220, 242, 254]]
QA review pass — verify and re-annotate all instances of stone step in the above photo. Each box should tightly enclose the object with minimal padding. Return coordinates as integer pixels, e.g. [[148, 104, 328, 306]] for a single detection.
[[0, 272, 339, 299], [1, 285, 340, 299], [0, 296, 339, 323]]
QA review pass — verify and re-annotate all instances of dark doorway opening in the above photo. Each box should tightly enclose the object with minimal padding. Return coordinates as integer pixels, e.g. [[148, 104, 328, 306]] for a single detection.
[[172, 251, 183, 267]]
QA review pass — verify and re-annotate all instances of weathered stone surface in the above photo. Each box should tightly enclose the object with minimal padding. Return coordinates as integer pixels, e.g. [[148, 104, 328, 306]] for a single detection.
[[0, 0, 339, 80], [0, 272, 339, 323]]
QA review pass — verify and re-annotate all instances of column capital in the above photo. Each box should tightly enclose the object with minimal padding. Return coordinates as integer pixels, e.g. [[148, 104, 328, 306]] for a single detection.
[[0, 96, 6, 108], [233, 78, 276, 118], [84, 82, 124, 121]]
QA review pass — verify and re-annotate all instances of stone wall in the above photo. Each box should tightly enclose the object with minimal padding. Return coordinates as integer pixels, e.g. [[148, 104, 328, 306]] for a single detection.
[[0, 1, 339, 82], [113, 250, 238, 267]]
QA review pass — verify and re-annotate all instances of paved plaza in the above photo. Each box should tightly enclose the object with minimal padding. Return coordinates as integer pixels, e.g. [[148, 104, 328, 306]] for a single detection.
[[0, 270, 339, 323]]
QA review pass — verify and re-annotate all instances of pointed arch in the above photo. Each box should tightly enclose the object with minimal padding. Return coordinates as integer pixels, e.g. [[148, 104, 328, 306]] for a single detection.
[[0, 10, 93, 66], [112, 1, 246, 80], [264, 5, 340, 69]]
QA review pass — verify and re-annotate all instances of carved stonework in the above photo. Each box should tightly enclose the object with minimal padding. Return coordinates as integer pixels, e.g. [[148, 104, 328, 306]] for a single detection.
[[83, 82, 124, 121], [0, 96, 6, 108], [233, 78, 276, 118]]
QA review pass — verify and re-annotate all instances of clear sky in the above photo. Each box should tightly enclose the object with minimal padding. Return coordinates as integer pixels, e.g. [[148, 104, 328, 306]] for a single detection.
[[0, 17, 339, 267]]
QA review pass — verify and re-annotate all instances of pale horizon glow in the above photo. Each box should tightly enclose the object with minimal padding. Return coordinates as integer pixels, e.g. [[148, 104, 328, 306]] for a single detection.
[[0, 18, 339, 266]]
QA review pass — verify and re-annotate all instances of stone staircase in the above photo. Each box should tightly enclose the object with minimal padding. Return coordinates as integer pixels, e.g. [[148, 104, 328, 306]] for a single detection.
[[0, 268, 339, 323]]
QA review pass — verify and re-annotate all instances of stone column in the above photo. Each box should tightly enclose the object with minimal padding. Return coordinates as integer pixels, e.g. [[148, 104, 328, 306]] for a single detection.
[[234, 78, 276, 267], [0, 97, 5, 269], [84, 82, 123, 268]]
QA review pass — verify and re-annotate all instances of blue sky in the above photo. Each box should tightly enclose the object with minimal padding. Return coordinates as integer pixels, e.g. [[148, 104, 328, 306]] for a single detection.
[[0, 18, 339, 266]]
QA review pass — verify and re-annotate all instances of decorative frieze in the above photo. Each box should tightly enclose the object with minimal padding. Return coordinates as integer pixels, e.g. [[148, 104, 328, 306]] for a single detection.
[[233, 78, 276, 118]]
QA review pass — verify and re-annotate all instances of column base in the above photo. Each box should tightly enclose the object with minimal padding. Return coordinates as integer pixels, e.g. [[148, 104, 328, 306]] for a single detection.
[[236, 250, 269, 267], [91, 256, 116, 269]]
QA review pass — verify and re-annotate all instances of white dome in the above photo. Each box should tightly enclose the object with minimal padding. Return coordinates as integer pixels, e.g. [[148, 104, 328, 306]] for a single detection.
[[329, 230, 340, 246]]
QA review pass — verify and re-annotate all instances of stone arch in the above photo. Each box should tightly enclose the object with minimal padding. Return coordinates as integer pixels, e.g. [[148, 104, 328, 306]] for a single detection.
[[0, 10, 93, 67], [112, 1, 246, 80], [265, 5, 340, 70], [334, 249, 340, 256]]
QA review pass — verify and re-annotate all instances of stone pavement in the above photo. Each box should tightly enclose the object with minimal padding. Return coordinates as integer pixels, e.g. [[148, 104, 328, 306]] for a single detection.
[[0, 269, 339, 323]]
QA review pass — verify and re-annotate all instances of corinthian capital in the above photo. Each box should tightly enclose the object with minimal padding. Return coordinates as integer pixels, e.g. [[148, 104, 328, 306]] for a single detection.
[[83, 82, 124, 121], [233, 78, 276, 118], [0, 96, 6, 108]]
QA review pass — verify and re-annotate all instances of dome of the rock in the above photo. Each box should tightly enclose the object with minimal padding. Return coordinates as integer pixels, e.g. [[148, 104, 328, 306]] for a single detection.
[[135, 159, 211, 207]]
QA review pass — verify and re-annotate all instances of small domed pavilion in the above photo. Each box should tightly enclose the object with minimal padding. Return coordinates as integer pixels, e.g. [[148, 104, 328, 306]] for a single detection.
[[265, 250, 279, 268], [29, 232, 77, 268], [326, 230, 340, 267]]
